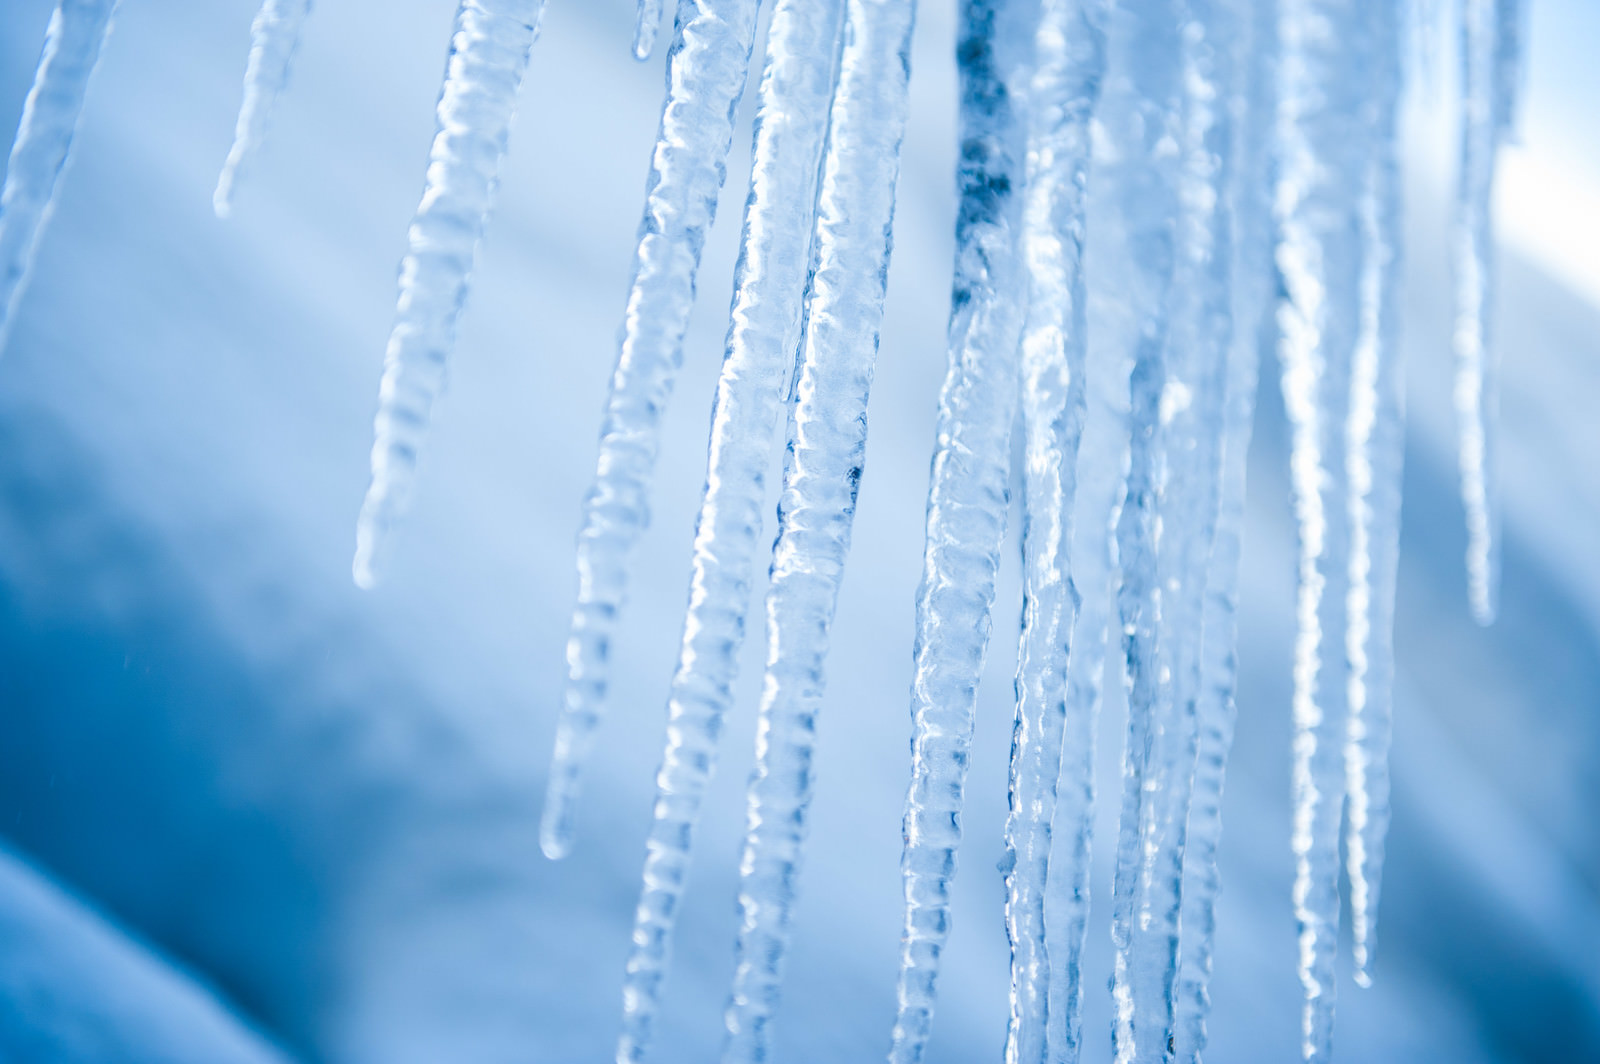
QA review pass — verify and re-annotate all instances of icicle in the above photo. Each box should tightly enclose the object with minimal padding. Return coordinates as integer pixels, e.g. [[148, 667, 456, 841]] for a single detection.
[[1108, 4, 1240, 1062], [1343, 0, 1404, 992], [889, 2, 1025, 1060], [614, 0, 843, 1058], [0, 0, 119, 351], [1172, 0, 1275, 1059], [1100, 1, 1185, 1060], [720, 0, 917, 1058], [634, 0, 666, 61], [1452, 0, 1521, 625], [541, 0, 764, 859], [213, 0, 314, 218], [352, 0, 547, 589], [1275, 0, 1376, 1056], [998, 1, 1106, 1061]]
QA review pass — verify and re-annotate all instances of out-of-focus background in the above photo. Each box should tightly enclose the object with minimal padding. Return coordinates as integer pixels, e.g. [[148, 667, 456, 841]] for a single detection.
[[0, 1, 1595, 1061]]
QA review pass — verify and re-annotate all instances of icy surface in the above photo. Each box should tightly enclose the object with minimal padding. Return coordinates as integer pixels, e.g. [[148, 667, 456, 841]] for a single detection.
[[544, 0, 763, 859], [0, 0, 117, 350], [214, 0, 314, 218], [721, 1, 917, 1057], [353, 0, 547, 588], [615, 0, 843, 1058], [1001, 1, 1105, 1060]]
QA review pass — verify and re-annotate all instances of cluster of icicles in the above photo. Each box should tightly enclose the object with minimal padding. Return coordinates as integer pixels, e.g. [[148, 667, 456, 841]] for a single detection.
[[0, 0, 1526, 1061]]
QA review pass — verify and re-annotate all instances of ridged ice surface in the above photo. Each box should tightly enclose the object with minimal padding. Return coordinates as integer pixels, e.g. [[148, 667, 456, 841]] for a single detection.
[[1452, 0, 1522, 625], [1172, 0, 1275, 1058], [214, 0, 314, 218], [0, 0, 119, 350], [720, 0, 917, 1058], [890, 3, 1024, 1061], [352, 0, 546, 589], [999, 1, 1105, 1061], [542, 0, 762, 859], [1275, 0, 1384, 1057], [1100, 1, 1183, 1060], [615, 0, 844, 1058], [1342, 0, 1405, 992]]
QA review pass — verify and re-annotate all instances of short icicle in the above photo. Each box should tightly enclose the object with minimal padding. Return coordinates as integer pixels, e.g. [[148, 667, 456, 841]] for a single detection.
[[1099, 0, 1185, 1060], [721, 0, 918, 1059], [0, 0, 119, 351], [633, 0, 666, 61], [352, 0, 547, 588], [214, 0, 315, 218], [1275, 0, 1378, 1057], [890, 1, 1026, 1060], [1343, 0, 1405, 991], [998, 1, 1107, 1061], [1451, 0, 1523, 625], [542, 0, 763, 858], [1172, 0, 1277, 1059], [615, 0, 844, 1059]]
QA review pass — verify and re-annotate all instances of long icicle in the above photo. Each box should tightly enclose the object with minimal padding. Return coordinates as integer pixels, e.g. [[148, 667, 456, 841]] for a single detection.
[[1276, 0, 1373, 1056], [633, 0, 667, 61], [352, 0, 547, 588], [1451, 0, 1522, 625], [1172, 0, 1276, 1058], [721, 0, 918, 1058], [890, 2, 1025, 1060], [214, 0, 314, 218], [615, 0, 844, 1058], [1102, 0, 1184, 1059], [999, 1, 1107, 1061], [1343, 0, 1405, 992], [541, 0, 764, 858], [0, 0, 119, 351], [1119, 3, 1238, 1060]]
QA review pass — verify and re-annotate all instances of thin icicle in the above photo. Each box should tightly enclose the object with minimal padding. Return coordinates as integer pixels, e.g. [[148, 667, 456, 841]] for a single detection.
[[890, 2, 1025, 1060], [1112, 4, 1239, 1061], [1343, 0, 1405, 991], [214, 0, 314, 218], [1172, 0, 1276, 1059], [1100, 0, 1185, 1059], [721, 0, 917, 1058], [542, 0, 763, 858], [352, 0, 547, 589], [615, 0, 843, 1058], [999, 1, 1106, 1061], [0, 0, 119, 351], [1275, 0, 1373, 1056], [1452, 0, 1521, 625], [634, 0, 666, 61]]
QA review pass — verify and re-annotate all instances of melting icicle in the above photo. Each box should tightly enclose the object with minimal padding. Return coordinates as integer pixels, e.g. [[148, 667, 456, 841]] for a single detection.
[[1276, 0, 1384, 1055], [1343, 0, 1405, 992], [890, 2, 1024, 1060], [214, 0, 314, 218], [352, 0, 547, 589], [633, 0, 666, 61], [1452, 0, 1521, 625], [0, 0, 119, 351], [999, 1, 1106, 1061], [1100, 0, 1184, 1059], [614, 0, 844, 1058], [541, 0, 763, 860], [1172, 0, 1275, 1059], [721, 0, 917, 1058]]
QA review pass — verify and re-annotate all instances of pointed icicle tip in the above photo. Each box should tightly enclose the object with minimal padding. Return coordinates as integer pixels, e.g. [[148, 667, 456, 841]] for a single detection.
[[632, 0, 664, 61]]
